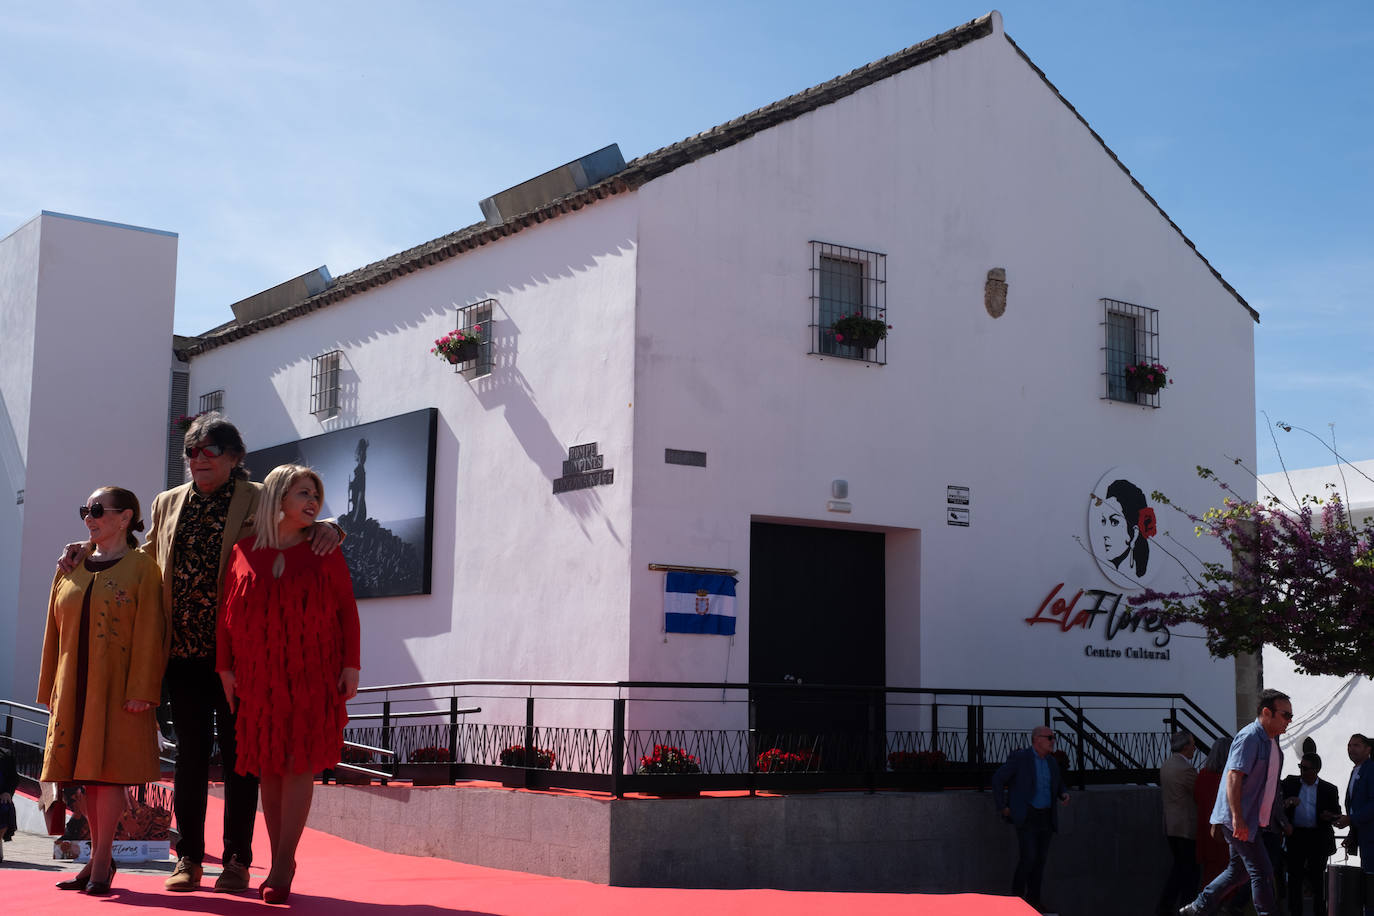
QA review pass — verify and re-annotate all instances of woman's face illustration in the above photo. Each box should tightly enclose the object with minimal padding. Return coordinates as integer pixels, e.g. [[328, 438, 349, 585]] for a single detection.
[[1096, 496, 1135, 565]]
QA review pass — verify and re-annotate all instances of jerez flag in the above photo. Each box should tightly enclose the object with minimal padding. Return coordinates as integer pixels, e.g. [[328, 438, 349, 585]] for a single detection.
[[663, 572, 737, 635]]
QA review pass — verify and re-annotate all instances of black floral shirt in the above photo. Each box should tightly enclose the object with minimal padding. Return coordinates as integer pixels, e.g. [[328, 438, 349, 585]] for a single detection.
[[169, 477, 236, 660]]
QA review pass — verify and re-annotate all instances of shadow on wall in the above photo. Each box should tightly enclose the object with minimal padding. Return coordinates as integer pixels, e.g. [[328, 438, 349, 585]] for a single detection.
[[470, 301, 622, 545]]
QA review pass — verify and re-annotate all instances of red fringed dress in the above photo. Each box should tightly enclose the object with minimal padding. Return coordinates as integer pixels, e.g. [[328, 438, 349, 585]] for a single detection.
[[216, 538, 361, 777]]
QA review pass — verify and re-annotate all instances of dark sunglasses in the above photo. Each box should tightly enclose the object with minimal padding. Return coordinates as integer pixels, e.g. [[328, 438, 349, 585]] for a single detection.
[[184, 443, 226, 459], [79, 503, 124, 520]]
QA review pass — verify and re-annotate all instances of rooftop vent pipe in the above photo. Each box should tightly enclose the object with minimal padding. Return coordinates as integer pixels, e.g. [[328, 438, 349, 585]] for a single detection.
[[479, 144, 626, 226]]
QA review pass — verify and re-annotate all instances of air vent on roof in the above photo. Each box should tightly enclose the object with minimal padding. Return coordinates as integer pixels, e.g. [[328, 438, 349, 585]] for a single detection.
[[479, 144, 626, 226], [229, 265, 333, 325]]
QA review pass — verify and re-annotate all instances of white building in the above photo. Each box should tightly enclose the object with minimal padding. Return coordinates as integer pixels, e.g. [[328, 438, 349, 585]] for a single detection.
[[0, 212, 178, 703], [2, 13, 1257, 745]]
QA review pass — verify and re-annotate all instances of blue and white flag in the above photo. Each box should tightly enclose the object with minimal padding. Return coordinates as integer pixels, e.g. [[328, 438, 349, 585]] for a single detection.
[[664, 572, 737, 635]]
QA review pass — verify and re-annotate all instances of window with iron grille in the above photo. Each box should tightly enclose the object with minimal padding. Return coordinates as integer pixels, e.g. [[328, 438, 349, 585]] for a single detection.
[[199, 389, 224, 413], [809, 241, 886, 364], [167, 369, 189, 488], [1101, 299, 1161, 407], [311, 350, 342, 416], [452, 299, 494, 379]]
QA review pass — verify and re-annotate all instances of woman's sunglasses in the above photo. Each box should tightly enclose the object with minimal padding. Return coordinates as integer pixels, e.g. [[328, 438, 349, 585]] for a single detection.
[[184, 443, 226, 459], [78, 503, 124, 520]]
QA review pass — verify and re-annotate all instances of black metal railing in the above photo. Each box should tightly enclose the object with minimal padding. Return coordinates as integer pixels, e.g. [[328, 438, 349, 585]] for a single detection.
[[339, 680, 1230, 795], [6, 682, 1229, 797]]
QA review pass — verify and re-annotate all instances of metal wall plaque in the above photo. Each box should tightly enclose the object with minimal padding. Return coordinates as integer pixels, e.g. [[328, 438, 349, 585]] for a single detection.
[[947, 507, 970, 527], [665, 448, 707, 467], [946, 485, 969, 505], [553, 442, 615, 494]]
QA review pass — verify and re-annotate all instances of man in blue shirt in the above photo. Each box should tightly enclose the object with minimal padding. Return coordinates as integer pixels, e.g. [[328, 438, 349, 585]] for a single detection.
[[992, 725, 1070, 911], [1180, 689, 1292, 916]]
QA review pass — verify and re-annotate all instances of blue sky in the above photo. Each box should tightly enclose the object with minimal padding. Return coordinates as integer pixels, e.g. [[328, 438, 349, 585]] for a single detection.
[[3, 1, 1368, 474]]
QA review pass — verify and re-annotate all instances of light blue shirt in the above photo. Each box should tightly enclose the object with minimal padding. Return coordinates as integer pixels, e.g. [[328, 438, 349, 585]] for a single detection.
[[1293, 781, 1318, 828], [1210, 718, 1282, 832], [1032, 754, 1052, 808]]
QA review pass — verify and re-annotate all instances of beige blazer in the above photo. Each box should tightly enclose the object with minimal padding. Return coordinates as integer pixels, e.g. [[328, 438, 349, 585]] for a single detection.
[[142, 478, 263, 655], [1161, 752, 1198, 838]]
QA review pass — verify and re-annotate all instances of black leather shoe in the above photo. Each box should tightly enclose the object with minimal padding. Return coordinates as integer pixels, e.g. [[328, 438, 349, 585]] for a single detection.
[[83, 878, 113, 896], [56, 864, 92, 890]]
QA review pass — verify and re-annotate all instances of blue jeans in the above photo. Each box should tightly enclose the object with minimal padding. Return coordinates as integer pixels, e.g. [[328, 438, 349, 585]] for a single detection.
[[1189, 825, 1275, 916]]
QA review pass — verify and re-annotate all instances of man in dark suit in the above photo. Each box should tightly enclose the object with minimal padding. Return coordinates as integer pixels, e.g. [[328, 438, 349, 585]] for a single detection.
[[1336, 734, 1374, 916], [992, 725, 1071, 911], [1281, 752, 1340, 916]]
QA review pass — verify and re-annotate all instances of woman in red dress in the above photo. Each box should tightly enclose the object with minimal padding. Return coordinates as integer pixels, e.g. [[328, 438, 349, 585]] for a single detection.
[[217, 465, 360, 903], [1194, 737, 1233, 887]]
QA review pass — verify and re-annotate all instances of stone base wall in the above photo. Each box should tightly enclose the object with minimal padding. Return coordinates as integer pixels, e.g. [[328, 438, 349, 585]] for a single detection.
[[306, 783, 1171, 916]]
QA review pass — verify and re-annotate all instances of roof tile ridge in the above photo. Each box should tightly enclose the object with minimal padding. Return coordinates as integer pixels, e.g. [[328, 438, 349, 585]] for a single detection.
[[1001, 32, 1257, 323]]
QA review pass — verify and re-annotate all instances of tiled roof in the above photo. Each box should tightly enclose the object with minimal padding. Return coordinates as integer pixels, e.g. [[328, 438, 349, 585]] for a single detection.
[[181, 11, 1252, 358]]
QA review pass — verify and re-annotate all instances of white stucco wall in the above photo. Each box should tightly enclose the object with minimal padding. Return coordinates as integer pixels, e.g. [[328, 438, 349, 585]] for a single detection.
[[187, 196, 640, 714], [0, 212, 177, 702], [165, 20, 1260, 743], [627, 20, 1254, 730], [0, 217, 41, 701]]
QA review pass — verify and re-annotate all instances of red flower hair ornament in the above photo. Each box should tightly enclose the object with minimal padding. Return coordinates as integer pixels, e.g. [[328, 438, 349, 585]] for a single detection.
[[1137, 507, 1157, 539]]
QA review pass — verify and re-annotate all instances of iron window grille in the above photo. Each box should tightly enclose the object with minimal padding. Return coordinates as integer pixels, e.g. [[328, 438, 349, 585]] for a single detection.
[[198, 389, 224, 413], [1101, 299, 1160, 408], [809, 241, 886, 365], [453, 299, 494, 379], [167, 369, 189, 488], [311, 350, 342, 417]]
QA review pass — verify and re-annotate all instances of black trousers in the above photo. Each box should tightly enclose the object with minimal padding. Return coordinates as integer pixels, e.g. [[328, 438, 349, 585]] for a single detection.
[[1287, 827, 1329, 916], [1013, 807, 1054, 907], [1159, 835, 1200, 912], [165, 658, 258, 866]]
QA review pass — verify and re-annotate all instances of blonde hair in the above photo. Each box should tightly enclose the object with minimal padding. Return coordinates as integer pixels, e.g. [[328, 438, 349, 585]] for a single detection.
[[254, 464, 324, 550]]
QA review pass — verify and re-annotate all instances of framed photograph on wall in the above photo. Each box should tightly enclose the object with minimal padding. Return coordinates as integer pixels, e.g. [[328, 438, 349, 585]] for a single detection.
[[245, 408, 438, 598]]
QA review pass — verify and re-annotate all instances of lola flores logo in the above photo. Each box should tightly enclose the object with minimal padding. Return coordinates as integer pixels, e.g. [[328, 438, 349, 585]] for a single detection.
[[1087, 466, 1160, 590], [1026, 582, 1171, 651]]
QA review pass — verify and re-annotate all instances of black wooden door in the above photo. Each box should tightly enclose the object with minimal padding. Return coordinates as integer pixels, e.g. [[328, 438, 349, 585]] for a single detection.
[[749, 522, 886, 740]]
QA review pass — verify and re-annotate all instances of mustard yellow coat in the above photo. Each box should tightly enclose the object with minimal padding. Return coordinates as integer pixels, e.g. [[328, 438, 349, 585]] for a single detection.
[[37, 550, 167, 784]]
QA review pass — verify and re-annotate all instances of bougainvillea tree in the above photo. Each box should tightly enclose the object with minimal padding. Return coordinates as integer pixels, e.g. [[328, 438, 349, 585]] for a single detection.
[[1136, 459, 1374, 678]]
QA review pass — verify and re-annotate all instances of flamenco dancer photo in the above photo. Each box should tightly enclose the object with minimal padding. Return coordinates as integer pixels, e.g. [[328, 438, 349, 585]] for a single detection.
[[217, 465, 361, 903]]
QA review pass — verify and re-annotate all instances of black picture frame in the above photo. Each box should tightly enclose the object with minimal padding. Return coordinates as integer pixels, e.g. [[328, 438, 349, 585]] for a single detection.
[[245, 408, 438, 598]]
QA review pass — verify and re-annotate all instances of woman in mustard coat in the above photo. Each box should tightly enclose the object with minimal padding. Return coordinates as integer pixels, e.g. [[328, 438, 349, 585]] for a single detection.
[[38, 486, 166, 895]]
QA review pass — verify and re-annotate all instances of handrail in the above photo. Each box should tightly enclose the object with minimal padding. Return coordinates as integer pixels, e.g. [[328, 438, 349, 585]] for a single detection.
[[353, 678, 1235, 710], [348, 707, 480, 722]]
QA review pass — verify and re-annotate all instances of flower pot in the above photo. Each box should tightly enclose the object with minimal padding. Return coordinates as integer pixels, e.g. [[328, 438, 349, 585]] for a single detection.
[[397, 763, 453, 786], [848, 330, 882, 350], [1125, 376, 1164, 395]]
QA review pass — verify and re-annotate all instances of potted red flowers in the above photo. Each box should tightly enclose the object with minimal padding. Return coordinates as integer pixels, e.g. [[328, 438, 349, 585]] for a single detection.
[[755, 747, 818, 773], [830, 313, 890, 350], [432, 326, 484, 364], [1124, 361, 1170, 395], [398, 745, 454, 786]]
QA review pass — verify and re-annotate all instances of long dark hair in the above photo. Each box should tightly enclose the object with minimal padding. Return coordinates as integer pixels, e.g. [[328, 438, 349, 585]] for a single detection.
[[1106, 478, 1149, 576], [97, 486, 145, 549]]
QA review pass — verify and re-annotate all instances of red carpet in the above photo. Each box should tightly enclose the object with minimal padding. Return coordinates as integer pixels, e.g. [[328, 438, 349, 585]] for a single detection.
[[4, 793, 1035, 915]]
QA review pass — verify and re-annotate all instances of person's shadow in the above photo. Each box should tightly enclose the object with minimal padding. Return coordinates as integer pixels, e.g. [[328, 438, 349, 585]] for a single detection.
[[80, 887, 500, 915]]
